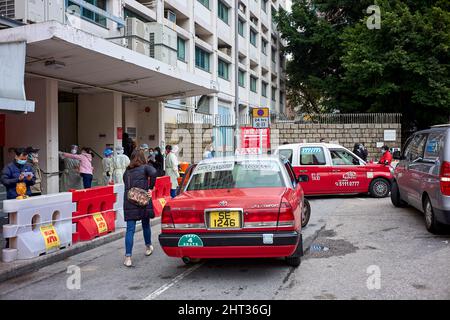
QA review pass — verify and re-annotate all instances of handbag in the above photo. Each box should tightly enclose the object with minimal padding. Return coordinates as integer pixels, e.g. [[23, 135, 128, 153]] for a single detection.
[[126, 170, 151, 207]]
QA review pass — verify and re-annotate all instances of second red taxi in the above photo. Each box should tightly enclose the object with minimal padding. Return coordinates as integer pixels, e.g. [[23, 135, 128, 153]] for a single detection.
[[275, 143, 393, 197]]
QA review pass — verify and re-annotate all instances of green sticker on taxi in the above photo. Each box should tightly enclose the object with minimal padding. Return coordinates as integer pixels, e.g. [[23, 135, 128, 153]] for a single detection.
[[178, 234, 204, 247]]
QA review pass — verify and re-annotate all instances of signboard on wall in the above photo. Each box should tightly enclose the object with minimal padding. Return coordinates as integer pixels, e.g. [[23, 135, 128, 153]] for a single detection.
[[384, 130, 396, 141], [240, 127, 271, 151]]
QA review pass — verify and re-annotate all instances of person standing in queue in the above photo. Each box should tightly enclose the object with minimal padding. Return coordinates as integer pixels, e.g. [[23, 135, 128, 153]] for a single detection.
[[102, 148, 114, 185], [113, 146, 130, 184], [123, 150, 157, 267], [165, 145, 180, 198], [379, 145, 393, 166], [151, 147, 164, 176], [59, 145, 84, 191], [60, 147, 94, 188], [1, 148, 36, 199], [25, 147, 43, 196]]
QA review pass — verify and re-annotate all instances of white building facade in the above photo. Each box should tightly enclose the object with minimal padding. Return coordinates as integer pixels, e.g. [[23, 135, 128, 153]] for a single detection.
[[0, 0, 286, 191]]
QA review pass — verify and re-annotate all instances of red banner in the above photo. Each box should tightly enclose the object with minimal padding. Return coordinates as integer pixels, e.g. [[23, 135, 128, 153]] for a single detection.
[[240, 127, 271, 151]]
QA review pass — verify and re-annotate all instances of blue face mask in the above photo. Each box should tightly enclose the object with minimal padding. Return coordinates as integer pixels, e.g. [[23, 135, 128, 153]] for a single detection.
[[17, 159, 27, 165]]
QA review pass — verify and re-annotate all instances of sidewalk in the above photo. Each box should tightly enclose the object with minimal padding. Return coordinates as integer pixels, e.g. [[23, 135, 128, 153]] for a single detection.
[[0, 217, 161, 283]]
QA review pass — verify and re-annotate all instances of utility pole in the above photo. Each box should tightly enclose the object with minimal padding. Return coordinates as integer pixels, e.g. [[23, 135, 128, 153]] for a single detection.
[[234, 0, 240, 152]]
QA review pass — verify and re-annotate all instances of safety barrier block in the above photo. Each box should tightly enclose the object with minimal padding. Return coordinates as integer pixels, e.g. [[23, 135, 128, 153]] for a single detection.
[[152, 176, 172, 217], [71, 186, 116, 243], [2, 193, 74, 262], [113, 183, 126, 228]]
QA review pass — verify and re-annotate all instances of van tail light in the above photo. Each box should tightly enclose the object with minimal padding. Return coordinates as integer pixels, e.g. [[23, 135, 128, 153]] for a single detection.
[[440, 161, 450, 196], [161, 206, 174, 230], [278, 201, 295, 229]]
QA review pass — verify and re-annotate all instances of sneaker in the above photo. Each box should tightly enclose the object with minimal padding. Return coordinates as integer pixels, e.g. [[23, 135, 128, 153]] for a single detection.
[[145, 245, 154, 256], [124, 256, 132, 267]]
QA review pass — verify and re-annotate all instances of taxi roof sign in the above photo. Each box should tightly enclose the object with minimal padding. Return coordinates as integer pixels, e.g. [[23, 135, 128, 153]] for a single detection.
[[252, 107, 270, 118]]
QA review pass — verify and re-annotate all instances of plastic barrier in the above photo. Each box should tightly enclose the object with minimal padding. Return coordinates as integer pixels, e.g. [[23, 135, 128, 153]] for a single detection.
[[2, 193, 75, 262], [152, 176, 172, 217], [71, 186, 116, 243], [113, 183, 126, 229]]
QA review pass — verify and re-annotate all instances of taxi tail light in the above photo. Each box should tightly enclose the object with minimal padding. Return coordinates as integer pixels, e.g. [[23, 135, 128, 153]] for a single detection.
[[278, 201, 295, 229], [161, 206, 174, 229], [440, 161, 450, 196]]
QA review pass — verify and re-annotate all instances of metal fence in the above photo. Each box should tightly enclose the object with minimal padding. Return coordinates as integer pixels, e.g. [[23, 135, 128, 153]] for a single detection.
[[286, 113, 402, 124], [176, 113, 251, 126]]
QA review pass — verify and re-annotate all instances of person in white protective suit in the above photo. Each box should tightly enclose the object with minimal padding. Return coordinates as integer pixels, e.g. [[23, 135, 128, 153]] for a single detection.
[[113, 146, 130, 184], [102, 148, 114, 185], [165, 144, 180, 198]]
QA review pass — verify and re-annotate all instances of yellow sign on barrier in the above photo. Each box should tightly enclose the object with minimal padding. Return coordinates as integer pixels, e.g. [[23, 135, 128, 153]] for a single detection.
[[158, 198, 167, 208], [40, 225, 61, 251], [93, 213, 108, 234]]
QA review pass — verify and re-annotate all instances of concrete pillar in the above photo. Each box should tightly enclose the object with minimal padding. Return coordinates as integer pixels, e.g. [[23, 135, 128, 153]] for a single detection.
[[3, 77, 59, 194]]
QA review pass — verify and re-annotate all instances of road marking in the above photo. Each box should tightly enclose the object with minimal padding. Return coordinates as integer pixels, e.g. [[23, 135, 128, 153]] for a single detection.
[[143, 263, 204, 300], [357, 198, 367, 201]]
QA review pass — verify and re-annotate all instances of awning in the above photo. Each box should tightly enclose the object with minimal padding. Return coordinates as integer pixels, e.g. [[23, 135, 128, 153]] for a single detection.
[[0, 21, 218, 102]]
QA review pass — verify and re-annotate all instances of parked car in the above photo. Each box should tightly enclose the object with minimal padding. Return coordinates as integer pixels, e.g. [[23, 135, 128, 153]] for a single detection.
[[274, 143, 393, 198], [159, 155, 306, 267], [391, 125, 450, 233]]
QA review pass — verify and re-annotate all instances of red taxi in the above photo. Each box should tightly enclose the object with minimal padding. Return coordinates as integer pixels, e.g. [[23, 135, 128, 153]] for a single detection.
[[159, 156, 305, 267], [275, 143, 393, 198]]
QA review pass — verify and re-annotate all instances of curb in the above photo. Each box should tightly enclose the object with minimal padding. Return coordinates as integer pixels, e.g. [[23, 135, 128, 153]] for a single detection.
[[0, 217, 161, 283]]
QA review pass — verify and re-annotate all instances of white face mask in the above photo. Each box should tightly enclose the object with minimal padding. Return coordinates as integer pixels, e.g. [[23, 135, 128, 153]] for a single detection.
[[71, 149, 77, 154]]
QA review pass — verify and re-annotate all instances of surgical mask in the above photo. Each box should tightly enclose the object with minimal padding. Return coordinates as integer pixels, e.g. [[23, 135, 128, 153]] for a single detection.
[[71, 149, 77, 154], [154, 151, 159, 155], [149, 152, 154, 156], [17, 159, 27, 165]]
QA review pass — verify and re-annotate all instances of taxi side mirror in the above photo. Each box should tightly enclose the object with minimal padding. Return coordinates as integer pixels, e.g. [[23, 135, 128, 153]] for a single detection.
[[393, 151, 402, 160], [298, 175, 309, 183]]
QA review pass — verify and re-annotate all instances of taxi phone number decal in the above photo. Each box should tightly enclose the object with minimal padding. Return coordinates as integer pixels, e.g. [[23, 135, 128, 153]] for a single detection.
[[40, 224, 61, 251]]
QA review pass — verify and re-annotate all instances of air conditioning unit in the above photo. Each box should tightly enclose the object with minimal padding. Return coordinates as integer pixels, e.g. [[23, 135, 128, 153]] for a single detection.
[[1, 0, 63, 23], [164, 9, 176, 23], [147, 22, 177, 50], [128, 37, 150, 56], [126, 17, 150, 40]]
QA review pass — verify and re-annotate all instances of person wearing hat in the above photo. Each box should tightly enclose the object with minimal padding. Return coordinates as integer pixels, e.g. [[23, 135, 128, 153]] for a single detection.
[[113, 146, 130, 184], [25, 147, 43, 196], [102, 148, 114, 186], [1, 147, 36, 199], [140, 143, 150, 160]]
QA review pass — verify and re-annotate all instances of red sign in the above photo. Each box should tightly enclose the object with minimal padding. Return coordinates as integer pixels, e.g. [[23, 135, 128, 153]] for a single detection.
[[240, 127, 271, 151], [117, 127, 123, 140], [0, 114, 5, 146]]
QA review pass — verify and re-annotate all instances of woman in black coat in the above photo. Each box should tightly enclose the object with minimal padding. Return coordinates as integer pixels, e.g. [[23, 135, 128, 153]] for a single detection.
[[123, 150, 157, 267]]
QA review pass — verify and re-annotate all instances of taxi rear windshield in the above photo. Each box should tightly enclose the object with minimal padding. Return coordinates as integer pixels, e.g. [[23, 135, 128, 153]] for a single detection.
[[186, 161, 285, 191]]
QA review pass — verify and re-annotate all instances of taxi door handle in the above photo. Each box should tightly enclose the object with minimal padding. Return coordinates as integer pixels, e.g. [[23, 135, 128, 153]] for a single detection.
[[299, 170, 308, 173], [332, 169, 341, 172]]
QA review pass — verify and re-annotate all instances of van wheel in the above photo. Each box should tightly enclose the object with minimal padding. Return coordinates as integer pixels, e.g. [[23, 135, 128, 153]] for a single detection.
[[391, 180, 407, 207], [301, 199, 311, 228], [423, 196, 443, 234], [369, 178, 391, 198]]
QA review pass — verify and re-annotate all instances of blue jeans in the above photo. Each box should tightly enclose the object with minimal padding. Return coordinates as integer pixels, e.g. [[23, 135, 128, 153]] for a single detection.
[[80, 173, 93, 189], [170, 189, 177, 198], [125, 219, 151, 257]]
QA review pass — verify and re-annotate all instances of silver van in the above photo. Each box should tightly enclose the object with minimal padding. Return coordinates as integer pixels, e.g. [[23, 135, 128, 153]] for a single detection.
[[391, 125, 450, 233]]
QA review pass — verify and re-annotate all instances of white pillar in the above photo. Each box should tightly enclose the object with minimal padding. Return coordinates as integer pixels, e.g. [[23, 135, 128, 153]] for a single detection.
[[43, 79, 59, 194]]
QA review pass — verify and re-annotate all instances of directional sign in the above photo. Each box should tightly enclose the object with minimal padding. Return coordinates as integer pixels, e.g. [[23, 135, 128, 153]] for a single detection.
[[252, 107, 270, 129]]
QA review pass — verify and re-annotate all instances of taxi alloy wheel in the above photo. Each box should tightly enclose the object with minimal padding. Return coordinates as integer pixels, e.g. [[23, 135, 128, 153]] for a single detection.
[[301, 199, 311, 228], [369, 178, 390, 198]]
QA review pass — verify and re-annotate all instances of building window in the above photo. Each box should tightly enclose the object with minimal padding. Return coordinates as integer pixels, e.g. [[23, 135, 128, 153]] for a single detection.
[[123, 8, 150, 22], [198, 0, 210, 9], [271, 48, 276, 63], [218, 1, 229, 24], [68, 0, 107, 27], [218, 59, 229, 80], [238, 2, 246, 14], [177, 37, 186, 61], [261, 39, 268, 55], [262, 82, 268, 97], [262, 0, 268, 13], [280, 91, 284, 104], [272, 87, 276, 101], [238, 70, 245, 87], [238, 19, 245, 37], [195, 47, 210, 72], [250, 29, 257, 47], [250, 76, 257, 93]]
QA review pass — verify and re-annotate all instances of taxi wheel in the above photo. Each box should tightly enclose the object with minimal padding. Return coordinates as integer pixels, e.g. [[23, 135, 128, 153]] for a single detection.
[[369, 178, 391, 198], [182, 257, 201, 265], [301, 199, 311, 228]]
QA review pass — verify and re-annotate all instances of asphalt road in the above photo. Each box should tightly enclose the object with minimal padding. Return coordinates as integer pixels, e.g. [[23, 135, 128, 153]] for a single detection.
[[0, 196, 449, 300]]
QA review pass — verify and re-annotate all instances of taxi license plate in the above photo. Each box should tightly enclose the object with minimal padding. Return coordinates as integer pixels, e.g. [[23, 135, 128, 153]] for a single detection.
[[208, 211, 241, 229]]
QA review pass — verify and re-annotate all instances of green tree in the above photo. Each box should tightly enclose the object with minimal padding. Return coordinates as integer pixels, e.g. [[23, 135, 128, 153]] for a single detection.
[[276, 0, 450, 131]]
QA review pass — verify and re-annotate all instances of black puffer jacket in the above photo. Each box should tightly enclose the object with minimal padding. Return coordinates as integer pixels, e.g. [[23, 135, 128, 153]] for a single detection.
[[123, 165, 157, 221]]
